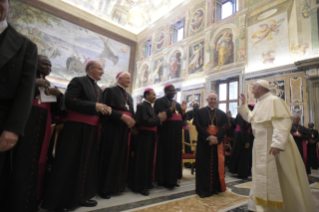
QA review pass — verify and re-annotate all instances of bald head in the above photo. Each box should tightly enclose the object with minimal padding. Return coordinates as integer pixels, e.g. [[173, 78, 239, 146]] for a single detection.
[[293, 115, 300, 125], [206, 92, 218, 108], [308, 122, 314, 128], [86, 61, 104, 81]]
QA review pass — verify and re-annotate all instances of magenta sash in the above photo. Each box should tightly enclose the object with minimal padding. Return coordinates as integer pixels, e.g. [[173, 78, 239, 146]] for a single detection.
[[182, 125, 189, 130], [235, 125, 241, 132], [32, 98, 52, 199], [302, 140, 307, 167], [66, 110, 99, 126], [292, 132, 308, 168], [166, 113, 182, 121], [138, 126, 157, 132]]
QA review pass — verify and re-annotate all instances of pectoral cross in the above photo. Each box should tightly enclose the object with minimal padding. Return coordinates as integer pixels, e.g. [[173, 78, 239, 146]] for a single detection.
[[125, 103, 130, 110], [211, 124, 215, 131], [296, 131, 299, 135], [36, 96, 41, 104], [175, 110, 179, 114], [312, 134, 314, 138]]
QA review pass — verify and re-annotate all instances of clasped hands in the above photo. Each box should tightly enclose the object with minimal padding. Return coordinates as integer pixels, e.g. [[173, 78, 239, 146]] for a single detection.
[[207, 135, 218, 145], [170, 101, 187, 114], [96, 103, 112, 115], [36, 78, 61, 98]]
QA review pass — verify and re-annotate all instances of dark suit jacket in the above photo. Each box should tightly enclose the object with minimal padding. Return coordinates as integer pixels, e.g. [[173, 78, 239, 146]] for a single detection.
[[0, 24, 38, 136]]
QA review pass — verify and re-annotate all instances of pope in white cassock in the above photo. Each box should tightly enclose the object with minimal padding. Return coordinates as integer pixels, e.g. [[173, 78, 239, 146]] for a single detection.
[[238, 80, 315, 212]]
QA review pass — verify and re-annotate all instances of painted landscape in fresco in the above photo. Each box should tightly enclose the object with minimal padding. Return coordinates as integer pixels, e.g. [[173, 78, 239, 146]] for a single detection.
[[8, 1, 131, 86], [247, 12, 292, 72]]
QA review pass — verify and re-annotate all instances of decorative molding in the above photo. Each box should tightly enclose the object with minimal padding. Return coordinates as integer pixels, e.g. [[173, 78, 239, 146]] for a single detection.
[[137, 0, 206, 41], [244, 64, 298, 79], [295, 58, 319, 70]]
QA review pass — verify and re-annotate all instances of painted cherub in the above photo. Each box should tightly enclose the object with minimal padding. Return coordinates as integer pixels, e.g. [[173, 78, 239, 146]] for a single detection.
[[251, 19, 284, 46]]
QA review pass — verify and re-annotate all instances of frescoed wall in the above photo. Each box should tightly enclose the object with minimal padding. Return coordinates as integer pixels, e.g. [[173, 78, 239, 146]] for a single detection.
[[9, 1, 132, 87], [247, 12, 292, 72], [245, 72, 309, 125]]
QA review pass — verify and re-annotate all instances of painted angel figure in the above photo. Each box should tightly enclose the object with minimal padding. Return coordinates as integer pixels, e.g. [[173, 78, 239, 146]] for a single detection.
[[188, 44, 204, 74], [251, 19, 285, 46]]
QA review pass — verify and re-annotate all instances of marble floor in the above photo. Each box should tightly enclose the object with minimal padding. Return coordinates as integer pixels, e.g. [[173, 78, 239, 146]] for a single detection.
[[40, 168, 319, 212]]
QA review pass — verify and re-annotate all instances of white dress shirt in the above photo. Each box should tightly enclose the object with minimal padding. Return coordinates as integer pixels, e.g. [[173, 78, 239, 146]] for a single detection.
[[0, 19, 8, 34]]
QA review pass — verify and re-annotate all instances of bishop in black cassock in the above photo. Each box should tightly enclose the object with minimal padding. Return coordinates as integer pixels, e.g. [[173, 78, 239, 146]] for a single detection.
[[307, 122, 319, 170], [228, 104, 255, 179], [0, 9, 38, 211], [130, 88, 166, 196], [154, 84, 187, 188], [98, 72, 136, 199], [42, 61, 112, 210], [193, 93, 229, 198], [6, 55, 63, 212], [291, 115, 311, 174]]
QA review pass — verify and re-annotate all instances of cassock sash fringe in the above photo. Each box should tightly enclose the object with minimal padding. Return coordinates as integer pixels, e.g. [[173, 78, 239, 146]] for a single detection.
[[255, 196, 284, 210], [205, 125, 226, 192]]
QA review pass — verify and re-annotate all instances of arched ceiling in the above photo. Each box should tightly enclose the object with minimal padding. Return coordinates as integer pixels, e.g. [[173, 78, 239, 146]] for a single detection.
[[62, 0, 184, 34]]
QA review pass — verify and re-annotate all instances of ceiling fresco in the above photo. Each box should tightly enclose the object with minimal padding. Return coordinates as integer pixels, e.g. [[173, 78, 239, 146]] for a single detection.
[[62, 0, 184, 34]]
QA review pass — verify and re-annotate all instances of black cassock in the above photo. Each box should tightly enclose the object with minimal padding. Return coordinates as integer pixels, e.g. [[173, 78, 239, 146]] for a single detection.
[[228, 114, 254, 178], [130, 101, 161, 191], [98, 85, 134, 194], [291, 124, 311, 174], [307, 128, 319, 170], [193, 107, 228, 197], [42, 76, 102, 210], [6, 83, 62, 212], [154, 96, 184, 185]]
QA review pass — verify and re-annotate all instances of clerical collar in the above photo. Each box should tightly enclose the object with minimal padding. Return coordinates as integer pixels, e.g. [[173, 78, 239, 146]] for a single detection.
[[117, 83, 127, 90], [144, 100, 152, 105], [0, 19, 8, 34], [86, 75, 96, 84], [207, 106, 215, 111], [258, 92, 271, 101]]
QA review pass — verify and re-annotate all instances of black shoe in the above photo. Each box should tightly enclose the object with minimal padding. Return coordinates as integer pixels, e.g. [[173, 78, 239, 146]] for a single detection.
[[199, 194, 208, 198], [174, 183, 180, 187], [213, 191, 219, 195], [148, 184, 155, 189], [54, 208, 69, 212], [139, 189, 149, 196], [80, 199, 97, 207], [99, 192, 112, 199]]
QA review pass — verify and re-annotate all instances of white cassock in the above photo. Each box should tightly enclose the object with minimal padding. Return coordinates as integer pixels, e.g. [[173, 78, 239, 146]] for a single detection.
[[238, 92, 315, 212]]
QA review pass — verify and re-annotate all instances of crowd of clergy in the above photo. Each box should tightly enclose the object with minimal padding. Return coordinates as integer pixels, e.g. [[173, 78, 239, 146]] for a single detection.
[[0, 1, 317, 210]]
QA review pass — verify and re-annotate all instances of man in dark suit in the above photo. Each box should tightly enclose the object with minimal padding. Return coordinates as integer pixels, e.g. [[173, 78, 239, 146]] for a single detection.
[[0, 0, 38, 209]]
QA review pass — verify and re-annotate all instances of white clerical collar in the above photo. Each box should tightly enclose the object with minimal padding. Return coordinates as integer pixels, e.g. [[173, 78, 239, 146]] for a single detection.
[[117, 83, 128, 90], [258, 92, 271, 101], [0, 19, 8, 34], [86, 75, 97, 84], [144, 100, 152, 104], [208, 106, 215, 111]]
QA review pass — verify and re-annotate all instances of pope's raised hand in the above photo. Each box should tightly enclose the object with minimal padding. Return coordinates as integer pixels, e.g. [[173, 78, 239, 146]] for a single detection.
[[239, 93, 246, 106]]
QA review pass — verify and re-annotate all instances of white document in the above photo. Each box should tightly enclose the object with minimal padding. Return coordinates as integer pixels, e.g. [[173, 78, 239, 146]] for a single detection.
[[39, 82, 57, 103]]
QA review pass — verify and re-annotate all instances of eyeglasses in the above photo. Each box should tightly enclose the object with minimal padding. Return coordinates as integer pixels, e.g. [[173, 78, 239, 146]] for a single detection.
[[92, 67, 104, 71]]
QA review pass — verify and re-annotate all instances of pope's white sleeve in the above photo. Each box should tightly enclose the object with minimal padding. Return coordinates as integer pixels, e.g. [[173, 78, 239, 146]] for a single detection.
[[237, 104, 253, 123], [271, 117, 291, 151]]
